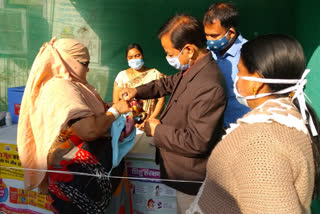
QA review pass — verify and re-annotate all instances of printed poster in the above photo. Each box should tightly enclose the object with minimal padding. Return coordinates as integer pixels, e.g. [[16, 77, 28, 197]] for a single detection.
[[0, 143, 23, 180], [0, 141, 54, 213], [126, 158, 177, 214]]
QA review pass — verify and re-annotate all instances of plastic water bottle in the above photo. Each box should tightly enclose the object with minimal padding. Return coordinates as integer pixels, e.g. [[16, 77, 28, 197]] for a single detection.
[[5, 112, 12, 126]]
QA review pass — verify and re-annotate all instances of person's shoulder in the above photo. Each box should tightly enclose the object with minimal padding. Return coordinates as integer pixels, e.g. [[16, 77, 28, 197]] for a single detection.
[[221, 123, 279, 160], [201, 56, 224, 79], [115, 69, 128, 82], [200, 53, 218, 68], [148, 68, 161, 74], [236, 122, 309, 152], [47, 77, 71, 86], [43, 78, 77, 96], [117, 69, 128, 75], [231, 122, 313, 178]]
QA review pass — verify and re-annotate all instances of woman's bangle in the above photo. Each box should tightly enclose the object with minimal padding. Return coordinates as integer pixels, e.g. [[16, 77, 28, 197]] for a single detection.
[[107, 107, 120, 119]]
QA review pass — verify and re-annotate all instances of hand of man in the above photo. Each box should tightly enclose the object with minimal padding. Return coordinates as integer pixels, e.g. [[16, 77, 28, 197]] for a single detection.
[[136, 121, 145, 130], [112, 100, 132, 114], [120, 88, 138, 101], [144, 119, 160, 137]]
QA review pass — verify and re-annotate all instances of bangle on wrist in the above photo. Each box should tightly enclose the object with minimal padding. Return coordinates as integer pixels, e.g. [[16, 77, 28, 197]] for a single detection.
[[107, 107, 120, 119]]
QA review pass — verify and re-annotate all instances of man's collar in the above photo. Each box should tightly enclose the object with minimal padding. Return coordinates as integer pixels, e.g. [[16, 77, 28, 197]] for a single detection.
[[211, 34, 245, 59], [225, 34, 244, 57], [183, 53, 212, 82]]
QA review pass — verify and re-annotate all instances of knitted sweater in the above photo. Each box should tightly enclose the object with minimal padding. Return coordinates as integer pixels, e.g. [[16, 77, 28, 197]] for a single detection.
[[187, 98, 315, 214]]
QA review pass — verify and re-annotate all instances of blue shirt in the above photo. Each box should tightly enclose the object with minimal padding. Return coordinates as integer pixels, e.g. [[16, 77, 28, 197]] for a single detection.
[[211, 34, 250, 128]]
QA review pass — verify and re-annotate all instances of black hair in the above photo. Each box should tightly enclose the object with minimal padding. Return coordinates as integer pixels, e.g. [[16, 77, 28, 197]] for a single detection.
[[241, 34, 305, 92], [203, 2, 238, 29], [126, 43, 144, 58], [158, 14, 207, 50], [241, 34, 320, 198]]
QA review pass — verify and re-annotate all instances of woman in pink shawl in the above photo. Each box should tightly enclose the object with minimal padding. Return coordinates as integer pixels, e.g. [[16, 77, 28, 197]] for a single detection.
[[17, 37, 131, 213]]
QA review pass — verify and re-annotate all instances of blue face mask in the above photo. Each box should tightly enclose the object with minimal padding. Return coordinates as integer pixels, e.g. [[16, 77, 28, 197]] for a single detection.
[[128, 58, 144, 70], [166, 47, 190, 71], [207, 30, 231, 52]]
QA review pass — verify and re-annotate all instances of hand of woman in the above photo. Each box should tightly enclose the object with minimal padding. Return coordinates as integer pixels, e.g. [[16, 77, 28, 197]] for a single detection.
[[112, 100, 132, 114], [120, 88, 138, 101]]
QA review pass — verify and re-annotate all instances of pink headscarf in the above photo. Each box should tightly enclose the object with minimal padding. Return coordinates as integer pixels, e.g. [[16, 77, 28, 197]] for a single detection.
[[17, 37, 105, 190]]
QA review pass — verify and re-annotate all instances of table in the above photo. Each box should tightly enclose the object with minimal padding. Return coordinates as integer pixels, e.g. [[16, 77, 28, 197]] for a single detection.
[[0, 125, 178, 214], [0, 125, 53, 214], [126, 130, 177, 214]]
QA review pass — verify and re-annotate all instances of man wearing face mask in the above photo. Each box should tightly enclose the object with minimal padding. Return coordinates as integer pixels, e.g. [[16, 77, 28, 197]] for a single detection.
[[120, 14, 226, 214], [204, 3, 250, 128]]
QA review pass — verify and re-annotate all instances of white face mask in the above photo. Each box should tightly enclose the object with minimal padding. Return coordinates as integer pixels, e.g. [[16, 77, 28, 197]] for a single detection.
[[233, 75, 249, 107], [233, 69, 318, 136], [128, 58, 144, 70], [166, 46, 190, 71]]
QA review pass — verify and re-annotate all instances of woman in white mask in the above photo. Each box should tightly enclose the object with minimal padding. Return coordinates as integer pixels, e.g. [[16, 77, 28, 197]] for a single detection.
[[187, 34, 320, 214], [113, 44, 165, 130]]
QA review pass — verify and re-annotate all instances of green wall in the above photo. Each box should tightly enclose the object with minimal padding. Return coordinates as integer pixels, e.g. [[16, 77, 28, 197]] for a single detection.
[[295, 0, 320, 60], [0, 0, 318, 110], [71, 0, 297, 102], [295, 0, 320, 121]]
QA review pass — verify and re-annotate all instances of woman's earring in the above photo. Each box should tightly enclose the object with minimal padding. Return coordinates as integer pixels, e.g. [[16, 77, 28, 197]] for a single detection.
[[289, 91, 295, 98], [252, 88, 257, 95]]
